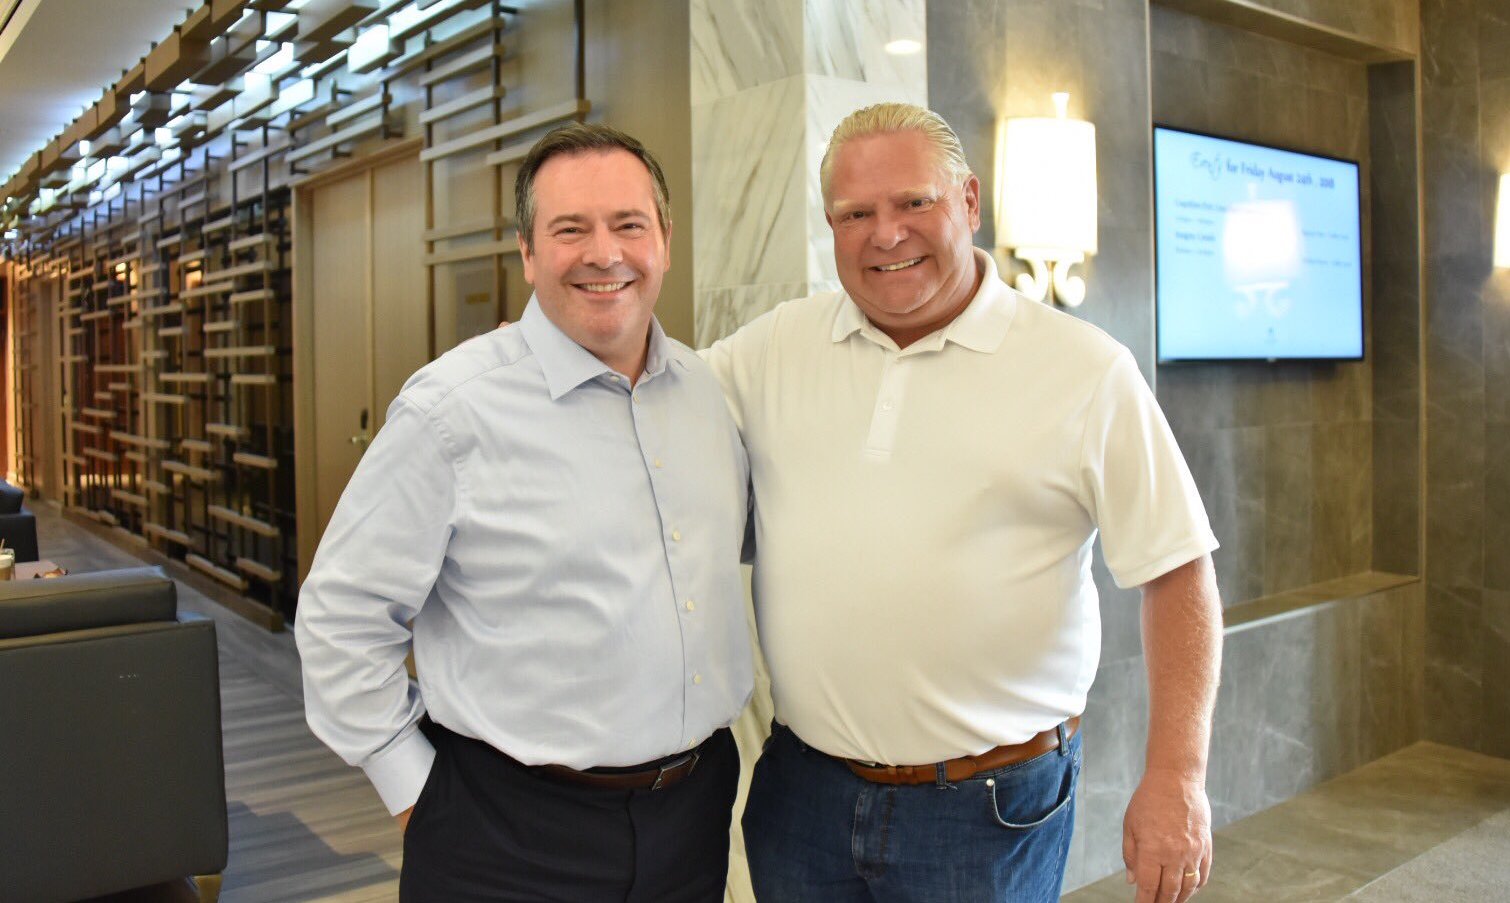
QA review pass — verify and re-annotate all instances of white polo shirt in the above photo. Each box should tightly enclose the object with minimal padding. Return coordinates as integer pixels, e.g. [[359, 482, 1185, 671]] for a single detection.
[[704, 249, 1217, 765]]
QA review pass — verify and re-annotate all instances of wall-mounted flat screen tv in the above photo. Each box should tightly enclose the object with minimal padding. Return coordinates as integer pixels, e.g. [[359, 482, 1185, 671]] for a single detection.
[[1153, 126, 1363, 362]]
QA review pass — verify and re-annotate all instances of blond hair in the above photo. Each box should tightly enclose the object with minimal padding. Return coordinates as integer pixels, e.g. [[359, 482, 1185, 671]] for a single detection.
[[819, 103, 973, 204]]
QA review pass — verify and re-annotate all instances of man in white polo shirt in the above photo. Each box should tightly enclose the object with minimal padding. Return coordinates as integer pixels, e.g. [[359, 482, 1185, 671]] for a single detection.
[[705, 104, 1223, 902]]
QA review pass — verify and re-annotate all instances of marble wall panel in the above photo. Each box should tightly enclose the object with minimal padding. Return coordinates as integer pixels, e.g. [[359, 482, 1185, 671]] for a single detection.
[[1312, 421, 1374, 581], [1359, 586, 1404, 761], [1372, 285, 1421, 424], [1312, 362, 1371, 424], [1486, 419, 1510, 592], [1482, 588, 1510, 757], [1265, 423, 1316, 591], [1372, 417, 1421, 575], [1425, 583, 1484, 749], [1244, 0, 1420, 56], [691, 76, 809, 292], [1419, 0, 1510, 760], [1483, 3, 1510, 80], [1184, 426, 1267, 606], [804, 0, 927, 89], [694, 282, 814, 349], [1425, 273, 1487, 422], [1422, 0, 1480, 87], [690, 0, 803, 106], [1262, 362, 1319, 427], [1424, 412, 1485, 588]]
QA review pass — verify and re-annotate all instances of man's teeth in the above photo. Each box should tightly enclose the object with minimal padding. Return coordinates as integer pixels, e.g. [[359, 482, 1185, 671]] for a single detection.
[[875, 257, 923, 272], [580, 282, 629, 292]]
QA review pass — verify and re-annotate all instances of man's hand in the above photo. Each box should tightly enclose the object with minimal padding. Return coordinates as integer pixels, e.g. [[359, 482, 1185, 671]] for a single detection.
[[396, 806, 414, 835], [1122, 770, 1211, 902]]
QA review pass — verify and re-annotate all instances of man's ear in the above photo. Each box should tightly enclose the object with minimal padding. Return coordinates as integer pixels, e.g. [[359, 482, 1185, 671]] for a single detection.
[[518, 230, 535, 284], [661, 219, 673, 272], [963, 173, 982, 233]]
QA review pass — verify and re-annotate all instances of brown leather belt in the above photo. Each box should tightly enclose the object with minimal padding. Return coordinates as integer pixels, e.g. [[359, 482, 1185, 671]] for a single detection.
[[842, 717, 1081, 785], [534, 747, 702, 792]]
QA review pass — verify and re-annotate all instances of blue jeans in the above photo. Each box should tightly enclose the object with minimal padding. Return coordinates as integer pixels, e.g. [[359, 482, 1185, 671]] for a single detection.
[[742, 724, 1081, 902]]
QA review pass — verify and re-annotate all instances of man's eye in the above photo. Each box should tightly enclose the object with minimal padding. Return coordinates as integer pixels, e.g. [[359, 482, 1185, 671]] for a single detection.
[[620, 222, 646, 232], [844, 211, 868, 222], [908, 198, 932, 209]]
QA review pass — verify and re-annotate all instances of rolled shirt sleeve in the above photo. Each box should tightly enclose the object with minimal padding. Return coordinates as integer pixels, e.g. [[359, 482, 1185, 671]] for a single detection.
[[295, 395, 458, 814]]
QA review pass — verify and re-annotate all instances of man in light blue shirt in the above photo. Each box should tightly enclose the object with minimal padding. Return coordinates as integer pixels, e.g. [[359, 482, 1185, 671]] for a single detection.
[[295, 124, 753, 902]]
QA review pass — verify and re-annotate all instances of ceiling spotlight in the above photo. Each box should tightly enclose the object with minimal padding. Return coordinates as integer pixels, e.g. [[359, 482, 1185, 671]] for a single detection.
[[884, 38, 922, 55]]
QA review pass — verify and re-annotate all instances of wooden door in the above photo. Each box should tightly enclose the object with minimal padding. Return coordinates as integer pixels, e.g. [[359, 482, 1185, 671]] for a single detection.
[[295, 148, 425, 578]]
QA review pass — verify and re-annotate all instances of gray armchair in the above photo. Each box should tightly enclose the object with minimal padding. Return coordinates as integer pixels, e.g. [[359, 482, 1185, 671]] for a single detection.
[[0, 567, 228, 902], [0, 478, 39, 562]]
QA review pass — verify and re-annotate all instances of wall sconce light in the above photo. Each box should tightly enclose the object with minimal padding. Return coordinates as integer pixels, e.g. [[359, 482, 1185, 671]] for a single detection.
[[1495, 173, 1509, 269], [995, 92, 1098, 306]]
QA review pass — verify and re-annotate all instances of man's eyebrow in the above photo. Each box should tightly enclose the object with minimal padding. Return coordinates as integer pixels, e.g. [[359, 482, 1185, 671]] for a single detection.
[[889, 185, 937, 200], [545, 213, 587, 229]]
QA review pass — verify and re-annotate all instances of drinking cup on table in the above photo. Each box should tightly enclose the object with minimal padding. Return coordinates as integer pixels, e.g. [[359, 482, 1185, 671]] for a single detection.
[[0, 548, 14, 580]]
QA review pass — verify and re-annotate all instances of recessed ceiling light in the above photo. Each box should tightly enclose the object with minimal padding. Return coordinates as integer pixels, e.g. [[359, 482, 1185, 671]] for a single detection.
[[885, 38, 921, 55]]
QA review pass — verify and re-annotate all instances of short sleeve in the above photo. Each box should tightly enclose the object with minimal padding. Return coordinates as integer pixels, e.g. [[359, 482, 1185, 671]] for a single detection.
[[698, 307, 779, 434], [1079, 350, 1218, 589]]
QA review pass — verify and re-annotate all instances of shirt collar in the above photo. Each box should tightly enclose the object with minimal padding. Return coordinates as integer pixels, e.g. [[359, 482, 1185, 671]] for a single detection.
[[830, 247, 1018, 354], [519, 297, 683, 400]]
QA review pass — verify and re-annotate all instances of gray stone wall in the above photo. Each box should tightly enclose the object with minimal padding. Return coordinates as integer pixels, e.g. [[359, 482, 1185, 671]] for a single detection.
[[1420, 0, 1510, 758], [927, 0, 1428, 890], [1243, 0, 1421, 52], [1151, 6, 1379, 607]]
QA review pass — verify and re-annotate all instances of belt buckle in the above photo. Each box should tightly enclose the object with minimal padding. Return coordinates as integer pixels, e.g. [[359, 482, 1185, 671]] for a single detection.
[[651, 751, 699, 790]]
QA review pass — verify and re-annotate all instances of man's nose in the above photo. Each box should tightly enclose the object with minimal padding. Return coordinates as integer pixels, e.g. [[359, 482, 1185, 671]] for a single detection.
[[583, 229, 623, 267], [869, 212, 906, 250]]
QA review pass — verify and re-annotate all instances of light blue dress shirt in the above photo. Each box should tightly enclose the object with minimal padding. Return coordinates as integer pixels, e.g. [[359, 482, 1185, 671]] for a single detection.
[[295, 299, 754, 815]]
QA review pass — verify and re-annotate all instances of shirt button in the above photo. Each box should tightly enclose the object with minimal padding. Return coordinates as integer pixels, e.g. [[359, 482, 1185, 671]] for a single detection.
[[692, 673, 702, 685], [610, 375, 622, 383], [881, 400, 894, 411], [654, 459, 663, 468], [671, 529, 681, 542], [685, 599, 696, 612], [632, 394, 640, 404]]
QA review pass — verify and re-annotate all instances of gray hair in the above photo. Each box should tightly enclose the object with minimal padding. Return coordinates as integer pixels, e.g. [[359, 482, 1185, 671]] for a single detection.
[[514, 122, 672, 251], [819, 103, 973, 204]]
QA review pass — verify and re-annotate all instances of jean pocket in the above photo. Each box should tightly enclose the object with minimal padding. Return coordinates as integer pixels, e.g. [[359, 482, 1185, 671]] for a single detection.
[[985, 750, 1079, 831]]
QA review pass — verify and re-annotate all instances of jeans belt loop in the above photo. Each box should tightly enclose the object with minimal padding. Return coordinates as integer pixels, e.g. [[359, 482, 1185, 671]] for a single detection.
[[934, 761, 949, 789], [1056, 721, 1069, 757]]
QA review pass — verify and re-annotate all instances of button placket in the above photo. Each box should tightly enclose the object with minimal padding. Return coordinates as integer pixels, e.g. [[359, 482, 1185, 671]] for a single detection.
[[864, 355, 908, 457]]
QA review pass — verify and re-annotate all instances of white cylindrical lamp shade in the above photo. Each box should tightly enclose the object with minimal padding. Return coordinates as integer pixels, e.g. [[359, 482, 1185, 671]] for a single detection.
[[996, 116, 1097, 257], [1495, 173, 1510, 269]]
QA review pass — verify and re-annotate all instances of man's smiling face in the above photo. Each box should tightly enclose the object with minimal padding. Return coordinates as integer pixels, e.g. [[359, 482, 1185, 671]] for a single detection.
[[825, 129, 982, 345], [520, 148, 671, 375]]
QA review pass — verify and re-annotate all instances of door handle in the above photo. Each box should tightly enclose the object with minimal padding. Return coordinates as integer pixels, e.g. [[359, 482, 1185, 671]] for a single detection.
[[350, 407, 370, 447]]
